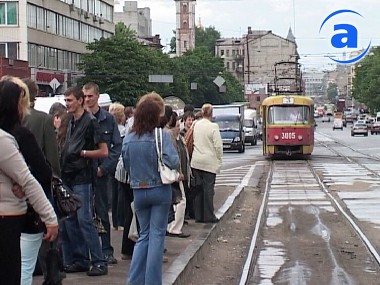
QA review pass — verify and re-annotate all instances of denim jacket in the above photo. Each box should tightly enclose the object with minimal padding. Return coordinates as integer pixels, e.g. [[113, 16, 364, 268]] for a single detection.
[[95, 108, 122, 175], [122, 128, 179, 189]]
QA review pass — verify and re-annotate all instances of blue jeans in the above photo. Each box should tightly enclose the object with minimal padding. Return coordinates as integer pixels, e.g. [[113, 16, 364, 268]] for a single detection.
[[20, 232, 43, 285], [94, 175, 113, 256], [60, 183, 106, 267], [127, 184, 171, 285]]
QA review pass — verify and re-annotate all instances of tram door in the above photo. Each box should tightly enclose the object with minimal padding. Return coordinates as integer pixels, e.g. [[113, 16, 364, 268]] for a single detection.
[[260, 105, 268, 155]]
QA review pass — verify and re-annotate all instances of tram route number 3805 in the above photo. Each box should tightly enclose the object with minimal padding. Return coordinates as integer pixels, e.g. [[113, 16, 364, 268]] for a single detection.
[[282, 132, 296, 140]]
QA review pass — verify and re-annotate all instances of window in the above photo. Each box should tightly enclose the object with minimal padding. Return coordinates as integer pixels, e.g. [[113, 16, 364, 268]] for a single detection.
[[256, 96, 261, 102], [220, 50, 224, 56], [268, 106, 310, 125], [7, 42, 17, 59], [226, 49, 230, 57], [226, 62, 230, 70], [0, 2, 18, 25], [0, 43, 5, 57], [0, 42, 18, 58]]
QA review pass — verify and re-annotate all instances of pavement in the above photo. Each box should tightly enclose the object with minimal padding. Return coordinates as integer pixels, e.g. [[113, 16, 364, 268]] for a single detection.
[[32, 163, 263, 285]]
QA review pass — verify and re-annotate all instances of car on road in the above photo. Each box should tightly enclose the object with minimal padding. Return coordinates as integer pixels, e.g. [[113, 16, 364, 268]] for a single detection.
[[351, 122, 368, 136], [333, 118, 343, 130], [370, 122, 380, 135], [321, 115, 331, 122], [345, 114, 354, 125]]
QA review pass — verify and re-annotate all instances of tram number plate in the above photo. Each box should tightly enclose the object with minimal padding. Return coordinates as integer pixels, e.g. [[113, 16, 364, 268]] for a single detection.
[[282, 97, 294, 104], [282, 132, 296, 140]]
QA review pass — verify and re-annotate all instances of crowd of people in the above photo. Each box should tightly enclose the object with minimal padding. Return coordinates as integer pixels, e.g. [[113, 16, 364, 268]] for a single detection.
[[0, 76, 223, 285]]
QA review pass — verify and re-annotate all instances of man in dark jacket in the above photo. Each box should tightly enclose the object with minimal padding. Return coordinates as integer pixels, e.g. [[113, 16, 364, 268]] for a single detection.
[[83, 82, 122, 264], [23, 78, 60, 177]]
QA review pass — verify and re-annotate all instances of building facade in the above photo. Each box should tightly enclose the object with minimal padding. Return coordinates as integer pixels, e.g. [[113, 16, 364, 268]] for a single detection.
[[175, 0, 195, 56], [114, 1, 151, 38], [303, 70, 325, 100], [215, 27, 300, 106], [0, 0, 114, 95]]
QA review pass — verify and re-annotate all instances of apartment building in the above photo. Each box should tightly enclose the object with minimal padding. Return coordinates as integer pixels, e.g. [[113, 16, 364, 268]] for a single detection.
[[114, 1, 151, 38], [0, 0, 114, 95], [215, 27, 299, 105]]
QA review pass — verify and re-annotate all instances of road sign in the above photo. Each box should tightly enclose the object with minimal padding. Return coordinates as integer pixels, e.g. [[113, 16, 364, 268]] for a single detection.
[[149, 75, 173, 83], [213, 75, 225, 87], [49, 78, 60, 91]]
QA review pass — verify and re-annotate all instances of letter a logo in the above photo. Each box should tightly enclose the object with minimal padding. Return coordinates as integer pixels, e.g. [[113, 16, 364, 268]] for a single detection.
[[331, 24, 358, 48]]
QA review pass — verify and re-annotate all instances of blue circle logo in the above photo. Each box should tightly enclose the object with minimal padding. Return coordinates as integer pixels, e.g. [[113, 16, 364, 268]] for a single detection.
[[319, 9, 371, 64]]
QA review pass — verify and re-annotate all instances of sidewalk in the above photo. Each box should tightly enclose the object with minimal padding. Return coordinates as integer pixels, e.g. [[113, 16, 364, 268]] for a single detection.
[[32, 164, 262, 285]]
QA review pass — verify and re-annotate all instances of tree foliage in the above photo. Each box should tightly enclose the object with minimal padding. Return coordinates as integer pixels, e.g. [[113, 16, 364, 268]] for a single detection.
[[352, 47, 380, 113], [195, 26, 221, 55], [78, 23, 243, 107], [326, 82, 338, 103]]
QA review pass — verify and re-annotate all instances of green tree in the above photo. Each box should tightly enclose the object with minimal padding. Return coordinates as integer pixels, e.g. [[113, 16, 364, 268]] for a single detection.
[[176, 47, 244, 107], [78, 23, 242, 107], [195, 26, 221, 55], [327, 82, 338, 103], [352, 47, 380, 112], [78, 23, 174, 106]]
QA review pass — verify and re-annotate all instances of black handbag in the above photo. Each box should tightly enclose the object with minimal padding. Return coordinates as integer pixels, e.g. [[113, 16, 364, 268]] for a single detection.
[[23, 202, 45, 234], [51, 177, 82, 219]]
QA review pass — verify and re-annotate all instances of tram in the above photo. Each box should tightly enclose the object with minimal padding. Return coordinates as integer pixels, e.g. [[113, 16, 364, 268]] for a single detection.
[[260, 95, 315, 156]]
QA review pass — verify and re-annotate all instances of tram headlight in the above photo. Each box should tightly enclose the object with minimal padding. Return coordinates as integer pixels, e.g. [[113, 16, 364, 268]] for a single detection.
[[274, 135, 280, 140], [298, 135, 303, 141]]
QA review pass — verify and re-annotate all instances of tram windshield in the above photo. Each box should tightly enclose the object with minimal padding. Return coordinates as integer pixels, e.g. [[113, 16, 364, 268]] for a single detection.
[[268, 106, 310, 125]]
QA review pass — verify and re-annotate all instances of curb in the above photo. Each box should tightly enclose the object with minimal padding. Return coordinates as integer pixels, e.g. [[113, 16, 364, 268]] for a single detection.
[[163, 164, 261, 285]]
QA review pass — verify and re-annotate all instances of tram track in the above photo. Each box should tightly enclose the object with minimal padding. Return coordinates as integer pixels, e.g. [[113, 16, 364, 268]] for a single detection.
[[238, 154, 380, 285]]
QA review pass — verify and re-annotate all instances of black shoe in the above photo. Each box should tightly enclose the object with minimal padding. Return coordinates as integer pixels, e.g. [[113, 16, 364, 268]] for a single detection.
[[64, 263, 89, 273], [86, 264, 108, 276], [105, 255, 117, 265]]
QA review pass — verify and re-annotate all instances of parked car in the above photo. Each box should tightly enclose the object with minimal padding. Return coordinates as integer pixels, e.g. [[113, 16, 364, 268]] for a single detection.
[[370, 122, 380, 135], [351, 122, 368, 137]]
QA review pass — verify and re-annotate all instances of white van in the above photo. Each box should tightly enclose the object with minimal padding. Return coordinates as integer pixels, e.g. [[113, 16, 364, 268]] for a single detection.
[[243, 108, 258, 146], [34, 93, 112, 114]]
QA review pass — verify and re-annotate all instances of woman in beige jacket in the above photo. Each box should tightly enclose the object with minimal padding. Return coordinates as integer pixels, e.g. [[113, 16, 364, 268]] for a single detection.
[[0, 79, 58, 285], [190, 103, 223, 223]]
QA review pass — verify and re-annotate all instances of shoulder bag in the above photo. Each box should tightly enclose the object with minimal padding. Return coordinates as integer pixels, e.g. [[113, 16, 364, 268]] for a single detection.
[[51, 177, 82, 219], [155, 128, 179, 184]]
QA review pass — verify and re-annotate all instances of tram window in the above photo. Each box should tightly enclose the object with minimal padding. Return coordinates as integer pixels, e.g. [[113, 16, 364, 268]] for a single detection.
[[268, 106, 310, 124]]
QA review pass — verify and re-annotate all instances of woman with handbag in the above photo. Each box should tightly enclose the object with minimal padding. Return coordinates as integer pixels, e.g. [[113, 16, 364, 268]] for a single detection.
[[0, 78, 58, 285], [166, 112, 191, 238], [0, 76, 57, 285], [122, 92, 179, 285]]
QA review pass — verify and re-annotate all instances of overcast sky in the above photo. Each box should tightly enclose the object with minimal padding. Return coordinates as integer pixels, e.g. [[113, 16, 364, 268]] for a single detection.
[[115, 0, 380, 71]]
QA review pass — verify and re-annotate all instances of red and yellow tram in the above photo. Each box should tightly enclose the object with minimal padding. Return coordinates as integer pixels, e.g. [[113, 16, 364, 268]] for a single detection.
[[260, 95, 315, 156]]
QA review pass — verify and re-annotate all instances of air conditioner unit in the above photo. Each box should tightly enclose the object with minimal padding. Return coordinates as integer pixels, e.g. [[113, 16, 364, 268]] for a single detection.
[[93, 15, 98, 22], [69, 3, 75, 12], [84, 11, 90, 19]]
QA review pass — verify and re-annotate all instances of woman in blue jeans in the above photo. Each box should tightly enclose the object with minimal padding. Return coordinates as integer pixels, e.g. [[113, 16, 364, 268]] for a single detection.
[[122, 92, 179, 285]]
